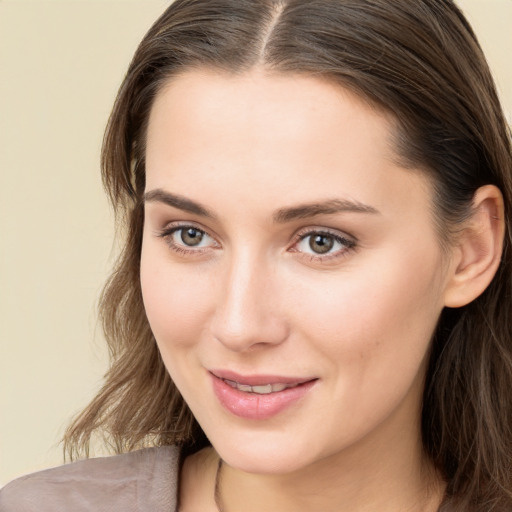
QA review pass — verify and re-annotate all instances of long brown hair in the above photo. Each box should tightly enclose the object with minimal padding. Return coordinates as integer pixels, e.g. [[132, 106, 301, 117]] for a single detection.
[[64, 1, 512, 509]]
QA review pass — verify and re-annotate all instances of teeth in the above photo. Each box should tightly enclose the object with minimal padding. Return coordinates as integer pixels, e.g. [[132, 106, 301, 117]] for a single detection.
[[224, 379, 238, 389], [223, 379, 297, 394], [271, 383, 288, 392], [251, 384, 273, 394]]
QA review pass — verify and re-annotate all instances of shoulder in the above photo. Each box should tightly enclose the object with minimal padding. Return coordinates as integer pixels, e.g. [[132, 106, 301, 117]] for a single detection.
[[0, 445, 180, 512]]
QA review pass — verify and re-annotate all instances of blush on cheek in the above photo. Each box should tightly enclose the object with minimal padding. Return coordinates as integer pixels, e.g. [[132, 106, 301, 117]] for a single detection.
[[301, 249, 442, 370], [141, 262, 214, 349]]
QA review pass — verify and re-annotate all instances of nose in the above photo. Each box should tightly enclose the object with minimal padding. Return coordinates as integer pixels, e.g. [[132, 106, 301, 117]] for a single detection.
[[210, 250, 290, 352]]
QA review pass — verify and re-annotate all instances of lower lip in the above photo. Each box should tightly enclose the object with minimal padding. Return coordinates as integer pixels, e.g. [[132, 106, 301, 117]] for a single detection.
[[211, 375, 316, 420]]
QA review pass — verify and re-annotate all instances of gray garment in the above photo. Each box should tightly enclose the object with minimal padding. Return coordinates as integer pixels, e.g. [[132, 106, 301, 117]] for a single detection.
[[0, 446, 179, 512]]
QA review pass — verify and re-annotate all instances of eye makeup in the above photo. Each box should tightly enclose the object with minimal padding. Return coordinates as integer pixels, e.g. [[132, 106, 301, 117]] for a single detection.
[[156, 222, 357, 265]]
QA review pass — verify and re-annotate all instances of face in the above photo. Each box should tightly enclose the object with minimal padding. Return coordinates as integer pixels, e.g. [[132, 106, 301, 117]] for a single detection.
[[141, 69, 453, 475]]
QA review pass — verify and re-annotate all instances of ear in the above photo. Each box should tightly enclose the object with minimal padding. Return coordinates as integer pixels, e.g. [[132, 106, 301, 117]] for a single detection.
[[444, 185, 505, 308]]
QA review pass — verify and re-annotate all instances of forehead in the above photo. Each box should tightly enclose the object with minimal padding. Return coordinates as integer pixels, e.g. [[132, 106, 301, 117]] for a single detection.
[[144, 68, 431, 220], [146, 68, 394, 161]]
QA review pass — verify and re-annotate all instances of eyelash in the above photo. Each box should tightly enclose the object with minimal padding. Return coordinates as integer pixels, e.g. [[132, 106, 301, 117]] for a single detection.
[[156, 223, 357, 263]]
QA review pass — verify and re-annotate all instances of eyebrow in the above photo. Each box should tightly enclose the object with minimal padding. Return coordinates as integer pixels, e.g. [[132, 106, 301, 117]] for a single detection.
[[273, 199, 380, 223], [144, 188, 380, 222], [144, 189, 216, 219]]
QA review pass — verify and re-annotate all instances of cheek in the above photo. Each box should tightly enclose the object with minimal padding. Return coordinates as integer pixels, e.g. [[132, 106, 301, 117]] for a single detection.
[[280, 248, 445, 447], [287, 243, 445, 376], [140, 244, 215, 353]]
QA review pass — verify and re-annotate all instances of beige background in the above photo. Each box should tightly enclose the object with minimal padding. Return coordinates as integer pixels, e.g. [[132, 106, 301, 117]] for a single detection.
[[1, 0, 511, 486]]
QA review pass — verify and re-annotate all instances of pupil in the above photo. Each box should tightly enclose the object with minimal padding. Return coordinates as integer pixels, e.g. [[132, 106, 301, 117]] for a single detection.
[[181, 228, 203, 246], [310, 234, 334, 254]]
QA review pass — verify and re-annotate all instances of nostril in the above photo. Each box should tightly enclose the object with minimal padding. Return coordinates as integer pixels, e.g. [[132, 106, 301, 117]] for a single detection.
[[210, 310, 289, 352]]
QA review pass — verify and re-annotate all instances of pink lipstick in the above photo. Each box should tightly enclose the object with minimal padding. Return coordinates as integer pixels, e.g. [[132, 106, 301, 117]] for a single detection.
[[210, 370, 317, 420]]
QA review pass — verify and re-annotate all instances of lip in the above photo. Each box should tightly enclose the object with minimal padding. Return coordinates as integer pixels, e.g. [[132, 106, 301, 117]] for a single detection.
[[209, 370, 317, 420]]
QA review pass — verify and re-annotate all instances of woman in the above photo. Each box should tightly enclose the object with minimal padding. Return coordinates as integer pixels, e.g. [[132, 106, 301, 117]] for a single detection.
[[2, 0, 511, 510]]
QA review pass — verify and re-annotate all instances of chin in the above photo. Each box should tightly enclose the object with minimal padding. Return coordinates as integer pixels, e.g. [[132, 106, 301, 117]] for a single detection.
[[207, 427, 323, 475]]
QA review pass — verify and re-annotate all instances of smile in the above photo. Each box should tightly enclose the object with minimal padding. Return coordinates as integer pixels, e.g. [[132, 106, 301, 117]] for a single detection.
[[210, 371, 317, 420], [222, 379, 299, 394]]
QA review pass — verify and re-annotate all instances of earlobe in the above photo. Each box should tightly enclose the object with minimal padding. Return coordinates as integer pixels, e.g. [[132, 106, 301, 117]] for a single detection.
[[444, 185, 505, 308]]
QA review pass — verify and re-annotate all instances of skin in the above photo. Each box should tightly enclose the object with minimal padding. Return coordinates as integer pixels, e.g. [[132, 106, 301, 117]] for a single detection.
[[140, 68, 502, 511]]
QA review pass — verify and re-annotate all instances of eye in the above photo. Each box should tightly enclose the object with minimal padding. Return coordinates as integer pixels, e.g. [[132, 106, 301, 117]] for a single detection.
[[174, 227, 208, 247], [157, 224, 219, 254], [292, 229, 356, 260], [303, 233, 337, 254]]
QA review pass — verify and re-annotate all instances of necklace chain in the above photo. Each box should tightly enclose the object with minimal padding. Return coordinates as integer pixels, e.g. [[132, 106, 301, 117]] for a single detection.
[[214, 457, 224, 512]]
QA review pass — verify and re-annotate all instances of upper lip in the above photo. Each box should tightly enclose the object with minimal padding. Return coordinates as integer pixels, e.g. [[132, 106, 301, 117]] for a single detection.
[[209, 369, 316, 386]]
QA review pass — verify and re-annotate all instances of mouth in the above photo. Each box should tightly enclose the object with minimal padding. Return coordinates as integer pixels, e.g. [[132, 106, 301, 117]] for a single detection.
[[221, 379, 302, 395], [209, 370, 317, 420], [210, 369, 315, 392]]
